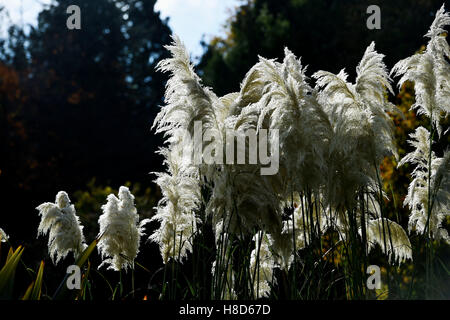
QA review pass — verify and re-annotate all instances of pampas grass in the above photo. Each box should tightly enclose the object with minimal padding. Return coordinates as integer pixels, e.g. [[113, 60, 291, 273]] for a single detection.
[[150, 35, 415, 299], [36, 191, 87, 264], [149, 5, 448, 299], [1, 3, 447, 302]]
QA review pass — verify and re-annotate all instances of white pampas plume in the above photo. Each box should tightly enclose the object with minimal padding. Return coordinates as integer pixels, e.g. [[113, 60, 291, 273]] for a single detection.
[[432, 151, 450, 216], [425, 4, 450, 59], [315, 42, 398, 161], [153, 34, 224, 170], [362, 218, 413, 264], [150, 144, 201, 264], [0, 228, 8, 242], [250, 232, 276, 298], [313, 42, 398, 209], [391, 5, 450, 133], [36, 191, 87, 264], [207, 166, 283, 237], [247, 48, 329, 192], [97, 186, 149, 271], [398, 127, 450, 242]]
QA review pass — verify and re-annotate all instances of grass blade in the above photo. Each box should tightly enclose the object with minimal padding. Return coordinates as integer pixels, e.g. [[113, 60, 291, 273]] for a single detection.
[[0, 246, 25, 299], [30, 261, 45, 300]]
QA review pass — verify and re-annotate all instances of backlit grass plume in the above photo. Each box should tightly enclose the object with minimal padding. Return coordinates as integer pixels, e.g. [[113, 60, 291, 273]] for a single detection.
[[398, 127, 450, 242], [152, 34, 224, 182], [149, 6, 450, 297], [251, 49, 328, 193], [364, 218, 413, 264], [394, 5, 450, 243], [313, 41, 398, 209], [0, 228, 8, 242], [97, 186, 149, 271], [3, 3, 447, 301], [150, 144, 201, 264], [36, 191, 87, 264], [391, 4, 450, 134]]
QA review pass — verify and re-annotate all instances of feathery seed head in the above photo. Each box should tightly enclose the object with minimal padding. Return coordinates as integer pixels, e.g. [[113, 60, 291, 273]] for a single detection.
[[391, 5, 450, 132], [97, 187, 148, 271], [363, 218, 413, 264], [0, 227, 8, 242], [425, 4, 450, 58], [36, 191, 86, 264], [150, 145, 201, 264], [399, 127, 450, 242]]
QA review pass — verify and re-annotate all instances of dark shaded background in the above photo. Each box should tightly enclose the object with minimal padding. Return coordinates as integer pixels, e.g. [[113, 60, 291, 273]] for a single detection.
[[0, 0, 448, 299]]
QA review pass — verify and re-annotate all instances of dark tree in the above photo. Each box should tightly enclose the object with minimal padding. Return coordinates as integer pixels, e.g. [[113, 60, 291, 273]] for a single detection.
[[0, 0, 172, 250], [198, 0, 446, 96]]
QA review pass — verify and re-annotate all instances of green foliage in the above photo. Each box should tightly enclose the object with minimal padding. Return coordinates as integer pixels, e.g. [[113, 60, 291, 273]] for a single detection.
[[22, 260, 45, 300], [0, 245, 24, 299]]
